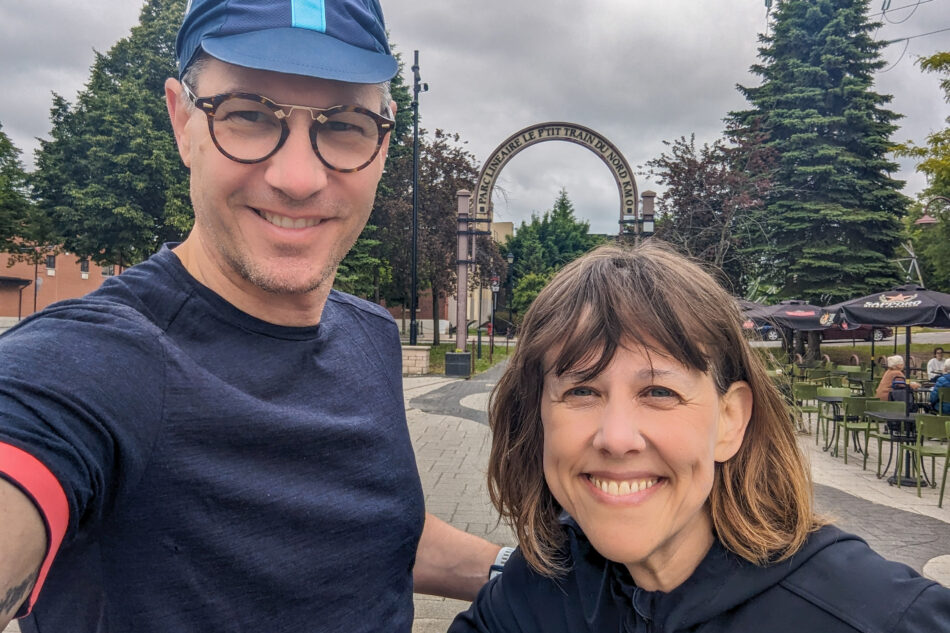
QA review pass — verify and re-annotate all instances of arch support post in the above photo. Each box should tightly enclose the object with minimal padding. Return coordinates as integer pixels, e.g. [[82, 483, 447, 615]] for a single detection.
[[456, 189, 472, 352]]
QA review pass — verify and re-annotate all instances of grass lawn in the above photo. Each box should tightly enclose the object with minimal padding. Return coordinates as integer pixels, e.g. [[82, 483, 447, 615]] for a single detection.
[[426, 340, 515, 376]]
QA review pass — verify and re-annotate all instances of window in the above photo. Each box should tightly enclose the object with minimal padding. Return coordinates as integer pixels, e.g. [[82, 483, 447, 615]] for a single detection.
[[102, 264, 115, 277], [80, 259, 89, 279], [45, 255, 56, 276]]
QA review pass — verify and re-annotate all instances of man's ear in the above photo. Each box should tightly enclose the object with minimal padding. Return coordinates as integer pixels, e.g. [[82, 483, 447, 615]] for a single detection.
[[714, 381, 752, 463], [165, 78, 192, 168]]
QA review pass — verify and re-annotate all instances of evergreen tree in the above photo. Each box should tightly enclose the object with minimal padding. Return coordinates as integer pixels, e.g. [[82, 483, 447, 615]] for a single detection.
[[0, 122, 61, 275], [504, 189, 605, 316], [730, 0, 906, 303], [31, 0, 189, 268], [339, 48, 414, 301], [0, 123, 32, 245]]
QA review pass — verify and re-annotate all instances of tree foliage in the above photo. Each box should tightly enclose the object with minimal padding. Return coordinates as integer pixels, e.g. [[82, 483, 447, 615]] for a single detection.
[[0, 122, 62, 273], [504, 189, 605, 317], [643, 130, 775, 295], [896, 51, 950, 292], [31, 0, 190, 268], [337, 49, 415, 301], [730, 0, 906, 304], [0, 123, 32, 246]]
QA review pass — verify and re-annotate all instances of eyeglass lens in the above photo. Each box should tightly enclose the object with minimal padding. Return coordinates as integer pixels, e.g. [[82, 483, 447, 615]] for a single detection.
[[210, 97, 381, 169]]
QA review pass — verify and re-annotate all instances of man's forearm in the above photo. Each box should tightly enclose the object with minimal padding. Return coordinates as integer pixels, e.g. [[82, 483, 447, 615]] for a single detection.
[[413, 513, 503, 602], [0, 477, 47, 626]]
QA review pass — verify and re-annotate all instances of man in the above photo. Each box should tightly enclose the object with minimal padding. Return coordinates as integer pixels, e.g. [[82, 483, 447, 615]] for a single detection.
[[927, 347, 945, 381], [0, 1, 504, 630], [931, 359, 950, 415]]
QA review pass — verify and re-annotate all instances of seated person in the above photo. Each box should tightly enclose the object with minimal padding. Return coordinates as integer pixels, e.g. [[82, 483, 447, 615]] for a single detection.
[[875, 354, 919, 401], [928, 348, 945, 381], [931, 358, 950, 415], [451, 243, 950, 633]]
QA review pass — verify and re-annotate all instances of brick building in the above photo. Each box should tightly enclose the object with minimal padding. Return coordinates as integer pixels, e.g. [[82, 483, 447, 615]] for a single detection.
[[0, 252, 113, 330]]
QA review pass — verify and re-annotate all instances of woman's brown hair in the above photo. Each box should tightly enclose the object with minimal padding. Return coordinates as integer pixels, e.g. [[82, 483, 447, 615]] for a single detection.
[[488, 242, 823, 576]]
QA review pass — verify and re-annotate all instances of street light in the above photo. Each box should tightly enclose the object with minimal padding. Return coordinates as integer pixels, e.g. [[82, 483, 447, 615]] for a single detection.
[[915, 196, 950, 227]]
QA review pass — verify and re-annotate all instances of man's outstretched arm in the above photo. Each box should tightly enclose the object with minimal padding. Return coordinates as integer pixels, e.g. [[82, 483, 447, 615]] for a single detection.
[[413, 512, 503, 602], [0, 477, 46, 627]]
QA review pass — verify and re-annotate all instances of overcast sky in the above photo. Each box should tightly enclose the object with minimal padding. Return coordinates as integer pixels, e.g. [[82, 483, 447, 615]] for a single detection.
[[1, 0, 948, 234]]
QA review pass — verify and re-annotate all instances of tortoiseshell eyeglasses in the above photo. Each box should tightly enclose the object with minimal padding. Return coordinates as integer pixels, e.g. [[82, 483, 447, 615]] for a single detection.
[[182, 82, 394, 173]]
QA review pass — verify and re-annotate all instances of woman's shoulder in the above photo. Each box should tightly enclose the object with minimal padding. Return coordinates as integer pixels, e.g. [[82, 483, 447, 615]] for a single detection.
[[780, 526, 950, 631]]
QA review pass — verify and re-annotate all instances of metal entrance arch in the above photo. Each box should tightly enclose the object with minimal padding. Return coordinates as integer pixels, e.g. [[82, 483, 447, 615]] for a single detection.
[[455, 122, 647, 351], [474, 122, 640, 232]]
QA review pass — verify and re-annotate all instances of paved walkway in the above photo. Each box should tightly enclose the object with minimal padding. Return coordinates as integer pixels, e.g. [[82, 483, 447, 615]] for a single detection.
[[406, 365, 950, 632], [6, 365, 947, 633]]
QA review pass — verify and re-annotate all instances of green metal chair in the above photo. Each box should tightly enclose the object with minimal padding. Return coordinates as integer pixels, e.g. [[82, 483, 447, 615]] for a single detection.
[[792, 382, 819, 434], [834, 396, 870, 465], [805, 368, 830, 382], [825, 375, 845, 388], [903, 414, 950, 501], [816, 387, 850, 447], [936, 387, 950, 415], [836, 365, 863, 373], [864, 400, 909, 476]]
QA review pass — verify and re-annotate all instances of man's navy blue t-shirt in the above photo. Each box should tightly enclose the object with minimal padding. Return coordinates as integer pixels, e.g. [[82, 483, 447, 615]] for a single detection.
[[0, 245, 425, 632]]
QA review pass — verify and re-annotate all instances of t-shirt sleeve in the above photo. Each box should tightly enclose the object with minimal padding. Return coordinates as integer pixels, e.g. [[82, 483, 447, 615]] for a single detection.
[[0, 306, 166, 615]]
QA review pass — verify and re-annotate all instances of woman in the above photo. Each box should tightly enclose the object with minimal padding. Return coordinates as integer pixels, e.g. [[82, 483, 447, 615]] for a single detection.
[[931, 358, 950, 414], [875, 354, 920, 402], [450, 244, 949, 633]]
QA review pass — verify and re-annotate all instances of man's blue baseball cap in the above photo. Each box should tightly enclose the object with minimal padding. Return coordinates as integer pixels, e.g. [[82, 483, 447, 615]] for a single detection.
[[176, 0, 398, 84]]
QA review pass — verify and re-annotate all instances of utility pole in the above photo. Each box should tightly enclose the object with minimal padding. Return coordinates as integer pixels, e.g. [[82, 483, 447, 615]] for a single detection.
[[409, 50, 428, 345]]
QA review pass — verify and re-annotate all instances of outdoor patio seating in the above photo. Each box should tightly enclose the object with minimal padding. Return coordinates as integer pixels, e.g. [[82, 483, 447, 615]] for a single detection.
[[903, 414, 950, 503]]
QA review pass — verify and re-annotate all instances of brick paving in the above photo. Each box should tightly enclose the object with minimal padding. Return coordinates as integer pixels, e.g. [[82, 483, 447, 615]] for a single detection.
[[6, 365, 947, 633], [407, 366, 950, 632]]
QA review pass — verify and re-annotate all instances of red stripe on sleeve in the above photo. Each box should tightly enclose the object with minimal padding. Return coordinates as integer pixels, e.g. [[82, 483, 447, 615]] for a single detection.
[[0, 442, 69, 616]]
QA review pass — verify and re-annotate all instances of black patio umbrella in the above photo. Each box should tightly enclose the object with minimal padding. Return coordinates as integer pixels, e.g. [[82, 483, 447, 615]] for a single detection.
[[760, 300, 826, 331], [738, 299, 771, 331], [824, 283, 950, 378], [740, 300, 828, 360]]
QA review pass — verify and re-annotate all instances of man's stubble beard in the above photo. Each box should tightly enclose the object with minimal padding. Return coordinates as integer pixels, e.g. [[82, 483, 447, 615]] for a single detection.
[[198, 193, 369, 297]]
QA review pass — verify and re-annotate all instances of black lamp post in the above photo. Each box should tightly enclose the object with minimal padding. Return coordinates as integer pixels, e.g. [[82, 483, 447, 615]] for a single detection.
[[505, 251, 515, 324], [409, 50, 428, 345]]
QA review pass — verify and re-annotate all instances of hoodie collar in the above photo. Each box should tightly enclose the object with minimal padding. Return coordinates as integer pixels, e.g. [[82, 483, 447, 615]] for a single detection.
[[561, 517, 855, 632]]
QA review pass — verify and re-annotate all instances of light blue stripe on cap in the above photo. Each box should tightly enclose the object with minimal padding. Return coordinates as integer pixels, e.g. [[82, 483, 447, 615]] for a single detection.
[[291, 0, 326, 32]]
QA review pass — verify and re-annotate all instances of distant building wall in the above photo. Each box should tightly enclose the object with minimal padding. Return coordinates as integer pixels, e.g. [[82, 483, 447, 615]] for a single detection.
[[381, 288, 451, 336], [0, 252, 113, 329]]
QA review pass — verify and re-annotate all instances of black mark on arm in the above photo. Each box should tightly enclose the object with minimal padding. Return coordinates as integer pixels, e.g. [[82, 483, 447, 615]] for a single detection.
[[0, 569, 39, 617]]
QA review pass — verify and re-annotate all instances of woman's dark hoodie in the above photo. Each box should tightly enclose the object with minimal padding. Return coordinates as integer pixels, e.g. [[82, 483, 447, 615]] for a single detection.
[[450, 522, 950, 632]]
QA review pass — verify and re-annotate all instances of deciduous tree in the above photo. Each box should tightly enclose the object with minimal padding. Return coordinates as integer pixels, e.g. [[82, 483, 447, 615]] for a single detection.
[[895, 51, 950, 292], [643, 130, 775, 295], [31, 0, 189, 268]]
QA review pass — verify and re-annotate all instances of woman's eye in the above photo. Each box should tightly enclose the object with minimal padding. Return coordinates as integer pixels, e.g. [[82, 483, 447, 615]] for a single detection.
[[644, 386, 677, 399], [566, 386, 595, 398]]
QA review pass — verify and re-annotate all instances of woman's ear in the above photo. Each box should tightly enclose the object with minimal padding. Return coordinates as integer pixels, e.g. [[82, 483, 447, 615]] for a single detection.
[[714, 381, 752, 463]]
